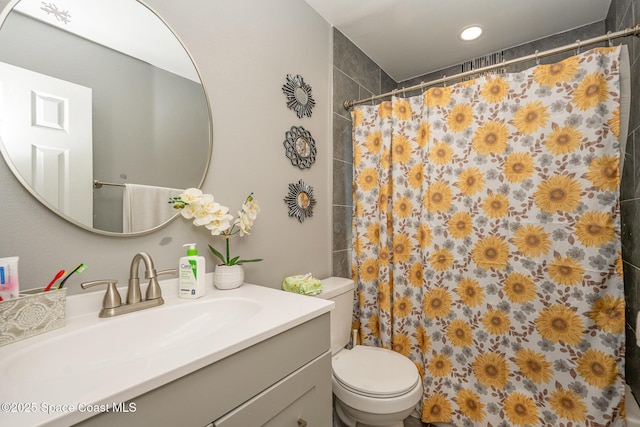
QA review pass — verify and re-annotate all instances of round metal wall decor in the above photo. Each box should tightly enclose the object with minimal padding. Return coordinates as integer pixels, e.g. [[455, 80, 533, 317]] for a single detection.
[[284, 179, 316, 223], [282, 74, 315, 118], [284, 126, 316, 169]]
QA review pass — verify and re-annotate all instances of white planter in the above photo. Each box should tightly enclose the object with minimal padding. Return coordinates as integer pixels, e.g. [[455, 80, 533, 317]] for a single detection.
[[212, 265, 244, 290]]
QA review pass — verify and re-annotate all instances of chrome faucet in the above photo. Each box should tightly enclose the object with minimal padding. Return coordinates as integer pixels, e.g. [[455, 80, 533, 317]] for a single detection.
[[81, 252, 176, 318]]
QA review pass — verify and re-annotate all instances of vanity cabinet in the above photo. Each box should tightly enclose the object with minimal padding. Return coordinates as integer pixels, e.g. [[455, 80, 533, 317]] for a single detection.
[[76, 313, 332, 427], [213, 352, 330, 426]]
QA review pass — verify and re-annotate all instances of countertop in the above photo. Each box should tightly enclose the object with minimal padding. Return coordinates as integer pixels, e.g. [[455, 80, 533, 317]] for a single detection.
[[0, 275, 333, 426]]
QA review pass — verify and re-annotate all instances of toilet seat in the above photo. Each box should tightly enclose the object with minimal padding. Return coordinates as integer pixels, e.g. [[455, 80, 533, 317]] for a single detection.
[[332, 345, 419, 398]]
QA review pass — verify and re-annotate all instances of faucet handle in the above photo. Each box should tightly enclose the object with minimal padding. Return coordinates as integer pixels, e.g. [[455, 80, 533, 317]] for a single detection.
[[145, 269, 177, 300], [81, 280, 122, 310], [157, 269, 177, 277]]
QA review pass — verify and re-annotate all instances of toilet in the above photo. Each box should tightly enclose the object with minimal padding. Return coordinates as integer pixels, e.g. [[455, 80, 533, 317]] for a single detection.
[[314, 277, 639, 427], [317, 277, 422, 427], [628, 385, 640, 427]]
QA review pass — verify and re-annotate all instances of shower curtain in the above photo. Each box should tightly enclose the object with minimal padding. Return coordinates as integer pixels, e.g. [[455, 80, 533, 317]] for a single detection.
[[351, 46, 626, 426]]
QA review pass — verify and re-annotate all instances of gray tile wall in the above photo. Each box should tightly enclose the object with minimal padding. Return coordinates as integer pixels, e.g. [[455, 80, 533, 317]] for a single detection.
[[608, 0, 640, 400], [331, 29, 394, 278], [331, 3, 639, 399]]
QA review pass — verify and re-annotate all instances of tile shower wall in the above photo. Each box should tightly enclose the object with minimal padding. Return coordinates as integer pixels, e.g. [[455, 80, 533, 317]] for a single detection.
[[608, 0, 640, 400], [331, 29, 395, 278], [331, 4, 640, 399]]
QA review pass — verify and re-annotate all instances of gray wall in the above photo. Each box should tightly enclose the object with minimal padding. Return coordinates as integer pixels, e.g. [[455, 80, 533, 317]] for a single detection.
[[0, 0, 332, 292], [608, 0, 640, 402], [331, 2, 640, 401], [331, 29, 395, 278]]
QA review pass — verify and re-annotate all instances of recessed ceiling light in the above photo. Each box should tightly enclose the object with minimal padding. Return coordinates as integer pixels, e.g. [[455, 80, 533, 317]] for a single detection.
[[460, 25, 483, 41]]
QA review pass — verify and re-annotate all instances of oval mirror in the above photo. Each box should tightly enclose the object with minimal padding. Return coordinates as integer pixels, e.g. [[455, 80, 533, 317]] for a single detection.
[[0, 0, 212, 236]]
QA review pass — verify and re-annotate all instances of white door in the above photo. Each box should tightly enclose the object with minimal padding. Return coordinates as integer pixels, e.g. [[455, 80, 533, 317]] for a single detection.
[[0, 61, 93, 227]]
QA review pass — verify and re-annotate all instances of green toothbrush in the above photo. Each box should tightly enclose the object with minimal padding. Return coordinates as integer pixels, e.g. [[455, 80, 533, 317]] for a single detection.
[[57, 263, 87, 289]]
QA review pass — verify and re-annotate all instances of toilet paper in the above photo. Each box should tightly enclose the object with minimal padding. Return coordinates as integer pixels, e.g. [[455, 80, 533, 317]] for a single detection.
[[637, 312, 640, 348]]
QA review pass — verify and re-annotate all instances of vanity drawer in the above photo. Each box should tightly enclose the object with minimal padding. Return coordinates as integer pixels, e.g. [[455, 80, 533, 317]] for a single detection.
[[214, 350, 332, 427]]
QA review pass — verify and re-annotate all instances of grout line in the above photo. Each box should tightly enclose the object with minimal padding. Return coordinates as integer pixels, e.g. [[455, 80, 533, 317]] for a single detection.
[[332, 158, 353, 165]]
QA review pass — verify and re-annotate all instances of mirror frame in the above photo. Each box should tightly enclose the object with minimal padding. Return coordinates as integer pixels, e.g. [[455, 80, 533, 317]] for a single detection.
[[281, 74, 315, 118], [0, 0, 213, 237], [283, 126, 316, 169], [284, 179, 316, 223]]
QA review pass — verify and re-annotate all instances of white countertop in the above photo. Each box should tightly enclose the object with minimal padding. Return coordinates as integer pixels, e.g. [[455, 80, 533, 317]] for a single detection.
[[0, 275, 333, 426]]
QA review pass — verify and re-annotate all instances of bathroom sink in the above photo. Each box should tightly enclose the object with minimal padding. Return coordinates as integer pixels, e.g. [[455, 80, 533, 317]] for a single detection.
[[4, 296, 263, 382], [0, 277, 333, 427]]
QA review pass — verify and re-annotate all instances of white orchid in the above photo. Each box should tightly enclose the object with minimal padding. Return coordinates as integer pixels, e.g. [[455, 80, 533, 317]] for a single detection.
[[238, 194, 260, 236], [179, 188, 203, 205], [179, 202, 199, 220], [169, 189, 262, 266], [204, 206, 234, 235]]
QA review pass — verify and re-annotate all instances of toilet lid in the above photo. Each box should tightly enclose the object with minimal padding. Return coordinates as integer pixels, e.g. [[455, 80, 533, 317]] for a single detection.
[[332, 345, 419, 398]]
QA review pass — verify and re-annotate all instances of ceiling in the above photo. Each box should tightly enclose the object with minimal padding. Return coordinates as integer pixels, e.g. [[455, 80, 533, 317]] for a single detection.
[[305, 0, 612, 82]]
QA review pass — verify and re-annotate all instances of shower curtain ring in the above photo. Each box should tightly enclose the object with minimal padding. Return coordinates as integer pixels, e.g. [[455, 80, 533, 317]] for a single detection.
[[535, 50, 540, 65], [607, 31, 613, 47], [401, 87, 406, 98], [443, 75, 447, 87], [575, 39, 581, 54]]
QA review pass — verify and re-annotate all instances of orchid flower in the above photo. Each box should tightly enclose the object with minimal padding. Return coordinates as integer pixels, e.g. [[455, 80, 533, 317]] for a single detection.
[[169, 189, 262, 266]]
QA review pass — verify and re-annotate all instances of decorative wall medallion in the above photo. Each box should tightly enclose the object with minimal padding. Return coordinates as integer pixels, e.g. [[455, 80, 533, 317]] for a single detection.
[[284, 180, 316, 222], [282, 74, 315, 118], [283, 126, 316, 169]]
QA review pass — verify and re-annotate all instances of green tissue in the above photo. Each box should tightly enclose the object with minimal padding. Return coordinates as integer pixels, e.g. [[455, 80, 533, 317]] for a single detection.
[[282, 273, 322, 296]]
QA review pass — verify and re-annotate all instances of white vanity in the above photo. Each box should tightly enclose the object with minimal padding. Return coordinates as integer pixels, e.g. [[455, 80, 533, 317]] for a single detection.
[[0, 277, 334, 426]]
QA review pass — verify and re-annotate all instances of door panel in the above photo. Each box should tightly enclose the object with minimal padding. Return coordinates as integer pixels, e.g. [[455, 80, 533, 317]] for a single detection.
[[0, 61, 93, 226]]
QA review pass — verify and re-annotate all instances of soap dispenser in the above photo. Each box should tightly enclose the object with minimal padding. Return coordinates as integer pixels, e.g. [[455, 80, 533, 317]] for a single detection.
[[179, 243, 205, 298]]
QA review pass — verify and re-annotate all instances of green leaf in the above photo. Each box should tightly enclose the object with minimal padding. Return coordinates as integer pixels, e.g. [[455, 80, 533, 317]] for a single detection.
[[208, 244, 226, 264], [236, 258, 263, 265], [229, 256, 240, 265]]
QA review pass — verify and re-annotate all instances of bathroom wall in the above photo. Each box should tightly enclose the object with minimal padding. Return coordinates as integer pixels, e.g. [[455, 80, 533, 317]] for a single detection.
[[331, 29, 395, 278], [608, 0, 640, 400], [0, 0, 332, 292], [330, 0, 640, 399]]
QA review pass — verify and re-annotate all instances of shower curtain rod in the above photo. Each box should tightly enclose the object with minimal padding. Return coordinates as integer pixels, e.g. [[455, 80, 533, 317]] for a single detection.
[[343, 23, 640, 110]]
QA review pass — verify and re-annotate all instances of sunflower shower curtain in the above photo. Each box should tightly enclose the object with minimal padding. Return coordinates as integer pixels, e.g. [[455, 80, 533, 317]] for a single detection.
[[351, 46, 626, 426]]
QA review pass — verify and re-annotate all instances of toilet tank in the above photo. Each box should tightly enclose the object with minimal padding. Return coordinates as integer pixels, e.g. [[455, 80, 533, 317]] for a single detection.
[[317, 277, 355, 354]]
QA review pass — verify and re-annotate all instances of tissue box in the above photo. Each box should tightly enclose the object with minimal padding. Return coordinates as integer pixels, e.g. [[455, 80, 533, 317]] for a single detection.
[[282, 274, 323, 296], [0, 287, 66, 347]]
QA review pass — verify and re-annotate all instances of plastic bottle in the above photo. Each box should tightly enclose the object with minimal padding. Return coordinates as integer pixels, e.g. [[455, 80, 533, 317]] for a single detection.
[[179, 243, 205, 298]]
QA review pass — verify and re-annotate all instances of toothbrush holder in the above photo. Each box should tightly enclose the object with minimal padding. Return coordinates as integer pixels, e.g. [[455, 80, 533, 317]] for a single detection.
[[0, 287, 67, 347]]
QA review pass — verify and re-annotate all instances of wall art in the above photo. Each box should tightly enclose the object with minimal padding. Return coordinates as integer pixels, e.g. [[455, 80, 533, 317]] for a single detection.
[[284, 179, 316, 222], [283, 126, 316, 169], [282, 74, 315, 118]]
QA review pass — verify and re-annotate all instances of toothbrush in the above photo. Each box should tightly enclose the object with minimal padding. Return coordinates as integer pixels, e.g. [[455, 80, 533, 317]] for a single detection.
[[57, 264, 87, 289], [44, 269, 66, 292]]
